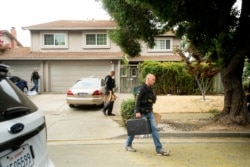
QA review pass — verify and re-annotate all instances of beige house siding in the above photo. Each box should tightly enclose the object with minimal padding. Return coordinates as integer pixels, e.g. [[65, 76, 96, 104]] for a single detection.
[[29, 30, 122, 53]]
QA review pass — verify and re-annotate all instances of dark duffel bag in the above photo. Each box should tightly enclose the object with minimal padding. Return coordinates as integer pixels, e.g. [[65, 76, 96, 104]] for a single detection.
[[126, 118, 152, 136]]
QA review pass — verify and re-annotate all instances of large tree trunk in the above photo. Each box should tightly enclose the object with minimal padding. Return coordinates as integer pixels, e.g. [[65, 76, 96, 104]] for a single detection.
[[215, 53, 250, 125]]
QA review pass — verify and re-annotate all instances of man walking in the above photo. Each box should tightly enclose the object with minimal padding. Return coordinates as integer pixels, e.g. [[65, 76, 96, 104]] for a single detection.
[[102, 70, 116, 116], [125, 73, 171, 156], [30, 68, 40, 93]]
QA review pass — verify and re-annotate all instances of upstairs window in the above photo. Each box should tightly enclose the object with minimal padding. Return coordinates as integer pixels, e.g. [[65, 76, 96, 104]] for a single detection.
[[42, 33, 68, 48], [148, 38, 173, 52], [83, 33, 110, 48]]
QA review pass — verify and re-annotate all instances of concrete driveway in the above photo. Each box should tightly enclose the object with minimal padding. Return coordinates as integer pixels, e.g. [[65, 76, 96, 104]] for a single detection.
[[28, 93, 132, 141]]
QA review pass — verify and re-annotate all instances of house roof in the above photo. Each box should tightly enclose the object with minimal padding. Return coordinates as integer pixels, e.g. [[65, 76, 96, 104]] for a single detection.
[[22, 20, 117, 30], [0, 47, 123, 60], [0, 47, 182, 62], [128, 55, 183, 62]]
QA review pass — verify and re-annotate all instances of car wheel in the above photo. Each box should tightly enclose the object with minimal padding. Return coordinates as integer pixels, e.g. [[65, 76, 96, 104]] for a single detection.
[[69, 104, 75, 108]]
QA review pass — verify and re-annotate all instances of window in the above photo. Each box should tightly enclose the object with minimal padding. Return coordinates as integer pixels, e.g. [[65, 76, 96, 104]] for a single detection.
[[130, 68, 137, 77], [42, 32, 68, 48], [83, 33, 110, 48], [121, 68, 127, 77], [148, 38, 173, 52], [86, 34, 107, 45]]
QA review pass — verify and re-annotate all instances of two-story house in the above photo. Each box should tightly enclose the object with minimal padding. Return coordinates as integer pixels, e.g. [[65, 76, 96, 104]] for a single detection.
[[0, 20, 182, 93]]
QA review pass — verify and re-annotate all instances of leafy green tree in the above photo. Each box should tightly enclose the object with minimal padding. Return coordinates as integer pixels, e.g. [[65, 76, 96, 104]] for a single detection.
[[102, 0, 250, 125], [176, 36, 220, 100], [242, 59, 250, 91]]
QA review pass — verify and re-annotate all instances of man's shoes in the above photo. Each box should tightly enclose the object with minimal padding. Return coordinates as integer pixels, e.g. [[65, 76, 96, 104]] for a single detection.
[[107, 113, 116, 116], [157, 149, 171, 156], [125, 146, 136, 152], [102, 109, 106, 116]]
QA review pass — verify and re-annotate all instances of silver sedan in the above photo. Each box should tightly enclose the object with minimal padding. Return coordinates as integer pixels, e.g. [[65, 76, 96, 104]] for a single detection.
[[66, 77, 105, 107]]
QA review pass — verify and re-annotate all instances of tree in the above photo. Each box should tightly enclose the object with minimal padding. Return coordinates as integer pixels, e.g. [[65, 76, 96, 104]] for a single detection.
[[176, 36, 220, 100], [102, 0, 250, 125]]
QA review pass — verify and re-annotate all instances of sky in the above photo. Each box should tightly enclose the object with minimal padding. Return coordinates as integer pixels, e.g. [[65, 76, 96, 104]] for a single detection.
[[1, 0, 242, 47], [0, 0, 111, 46]]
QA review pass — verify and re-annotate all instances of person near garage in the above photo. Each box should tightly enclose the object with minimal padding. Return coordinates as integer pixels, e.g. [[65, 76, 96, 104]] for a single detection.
[[30, 68, 40, 93], [102, 70, 116, 116]]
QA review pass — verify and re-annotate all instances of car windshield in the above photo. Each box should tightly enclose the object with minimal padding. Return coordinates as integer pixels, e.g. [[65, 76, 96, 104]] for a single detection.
[[73, 79, 99, 89]]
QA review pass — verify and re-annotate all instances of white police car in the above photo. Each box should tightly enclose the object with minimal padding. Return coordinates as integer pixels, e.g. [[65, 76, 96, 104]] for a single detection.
[[0, 64, 54, 167]]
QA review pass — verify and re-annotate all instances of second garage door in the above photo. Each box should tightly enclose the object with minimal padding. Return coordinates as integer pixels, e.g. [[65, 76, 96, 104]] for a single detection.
[[49, 60, 112, 93]]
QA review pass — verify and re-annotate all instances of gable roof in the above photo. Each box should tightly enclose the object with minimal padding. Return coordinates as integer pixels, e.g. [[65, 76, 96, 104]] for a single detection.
[[22, 20, 117, 30], [128, 55, 183, 62], [0, 47, 182, 62], [0, 47, 123, 60]]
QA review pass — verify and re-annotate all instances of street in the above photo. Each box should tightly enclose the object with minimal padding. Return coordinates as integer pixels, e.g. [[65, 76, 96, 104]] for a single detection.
[[29, 94, 250, 167], [48, 138, 250, 167]]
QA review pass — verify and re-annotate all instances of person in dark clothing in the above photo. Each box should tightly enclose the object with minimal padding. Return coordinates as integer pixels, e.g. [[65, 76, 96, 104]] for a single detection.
[[30, 68, 40, 93], [125, 73, 171, 156], [102, 70, 116, 116]]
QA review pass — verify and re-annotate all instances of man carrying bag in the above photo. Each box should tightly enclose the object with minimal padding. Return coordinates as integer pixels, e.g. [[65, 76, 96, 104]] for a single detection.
[[102, 70, 116, 116], [125, 73, 171, 156]]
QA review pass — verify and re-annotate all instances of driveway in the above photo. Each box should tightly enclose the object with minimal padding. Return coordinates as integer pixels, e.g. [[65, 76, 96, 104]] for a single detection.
[[28, 93, 133, 141]]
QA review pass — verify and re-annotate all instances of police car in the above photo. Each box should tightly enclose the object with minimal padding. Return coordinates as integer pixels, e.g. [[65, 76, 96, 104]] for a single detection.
[[0, 64, 54, 167]]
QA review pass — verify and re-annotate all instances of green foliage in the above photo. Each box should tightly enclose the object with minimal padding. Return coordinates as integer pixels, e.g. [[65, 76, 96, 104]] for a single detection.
[[208, 109, 220, 117], [102, 0, 162, 57], [101, 0, 247, 61], [120, 98, 135, 125], [242, 58, 250, 91], [140, 61, 195, 94], [243, 80, 250, 92]]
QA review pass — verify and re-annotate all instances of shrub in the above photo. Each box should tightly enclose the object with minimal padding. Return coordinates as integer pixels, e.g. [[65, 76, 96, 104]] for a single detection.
[[120, 98, 135, 125], [140, 61, 196, 94]]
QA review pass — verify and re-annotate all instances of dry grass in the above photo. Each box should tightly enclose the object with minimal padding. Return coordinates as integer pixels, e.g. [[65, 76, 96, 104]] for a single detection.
[[153, 95, 250, 131], [154, 95, 224, 113]]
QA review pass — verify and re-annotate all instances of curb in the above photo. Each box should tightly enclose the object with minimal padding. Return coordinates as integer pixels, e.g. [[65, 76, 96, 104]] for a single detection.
[[159, 131, 250, 138], [115, 131, 250, 139]]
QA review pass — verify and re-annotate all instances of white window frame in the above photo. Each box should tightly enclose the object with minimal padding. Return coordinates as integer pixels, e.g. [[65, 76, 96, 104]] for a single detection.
[[41, 32, 68, 49], [83, 32, 110, 49], [148, 37, 173, 52]]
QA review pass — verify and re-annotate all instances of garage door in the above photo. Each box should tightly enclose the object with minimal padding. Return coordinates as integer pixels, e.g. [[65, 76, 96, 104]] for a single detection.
[[49, 60, 111, 93], [2, 61, 42, 90]]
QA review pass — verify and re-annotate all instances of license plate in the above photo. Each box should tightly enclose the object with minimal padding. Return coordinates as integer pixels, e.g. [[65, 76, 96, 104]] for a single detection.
[[0, 145, 34, 167], [78, 93, 87, 97]]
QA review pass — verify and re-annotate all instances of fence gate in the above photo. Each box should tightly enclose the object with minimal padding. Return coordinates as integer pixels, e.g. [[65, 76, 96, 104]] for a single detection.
[[120, 65, 140, 93]]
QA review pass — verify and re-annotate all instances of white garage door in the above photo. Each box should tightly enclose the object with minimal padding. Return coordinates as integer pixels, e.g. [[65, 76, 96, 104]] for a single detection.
[[2, 61, 42, 90], [49, 60, 112, 93]]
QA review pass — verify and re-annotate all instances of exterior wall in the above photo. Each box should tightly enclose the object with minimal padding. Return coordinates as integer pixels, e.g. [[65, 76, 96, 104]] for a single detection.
[[30, 30, 121, 52], [173, 37, 181, 48], [140, 36, 181, 56], [30, 31, 40, 51], [2, 34, 11, 48]]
